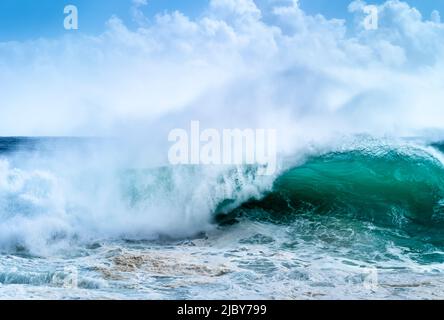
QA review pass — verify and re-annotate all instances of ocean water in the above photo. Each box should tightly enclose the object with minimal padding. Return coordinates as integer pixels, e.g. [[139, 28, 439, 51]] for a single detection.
[[1, 137, 444, 299]]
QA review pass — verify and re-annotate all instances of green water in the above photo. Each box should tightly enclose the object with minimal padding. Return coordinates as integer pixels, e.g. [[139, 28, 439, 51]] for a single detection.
[[221, 145, 444, 266]]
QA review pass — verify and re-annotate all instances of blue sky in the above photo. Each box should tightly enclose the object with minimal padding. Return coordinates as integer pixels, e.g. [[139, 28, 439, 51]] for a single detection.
[[300, 0, 444, 19], [0, 0, 443, 41], [0, 0, 207, 41]]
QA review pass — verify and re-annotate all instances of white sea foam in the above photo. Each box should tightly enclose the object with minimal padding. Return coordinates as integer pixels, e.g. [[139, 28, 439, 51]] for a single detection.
[[0, 152, 278, 254]]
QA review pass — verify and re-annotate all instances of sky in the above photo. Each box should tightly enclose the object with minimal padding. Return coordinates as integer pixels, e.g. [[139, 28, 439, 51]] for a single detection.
[[0, 0, 442, 41], [300, 0, 444, 20], [0, 0, 444, 138], [0, 0, 207, 40]]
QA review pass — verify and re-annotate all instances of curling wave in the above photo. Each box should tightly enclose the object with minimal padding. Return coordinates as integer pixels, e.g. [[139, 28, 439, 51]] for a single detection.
[[226, 144, 444, 235]]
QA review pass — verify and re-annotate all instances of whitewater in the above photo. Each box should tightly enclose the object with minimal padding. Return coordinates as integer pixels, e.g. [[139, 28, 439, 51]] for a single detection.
[[0, 136, 444, 299]]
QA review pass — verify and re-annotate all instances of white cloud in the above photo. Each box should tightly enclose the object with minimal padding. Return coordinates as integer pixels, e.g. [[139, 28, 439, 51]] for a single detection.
[[0, 0, 443, 146]]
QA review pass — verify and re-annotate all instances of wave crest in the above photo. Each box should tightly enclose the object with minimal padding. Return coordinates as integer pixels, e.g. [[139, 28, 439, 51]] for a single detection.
[[229, 144, 444, 230]]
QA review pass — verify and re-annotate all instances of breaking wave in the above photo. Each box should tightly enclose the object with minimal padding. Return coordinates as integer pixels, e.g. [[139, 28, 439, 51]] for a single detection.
[[1, 138, 444, 254]]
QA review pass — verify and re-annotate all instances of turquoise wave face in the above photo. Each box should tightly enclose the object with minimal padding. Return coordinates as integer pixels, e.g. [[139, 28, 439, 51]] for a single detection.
[[223, 145, 444, 249]]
